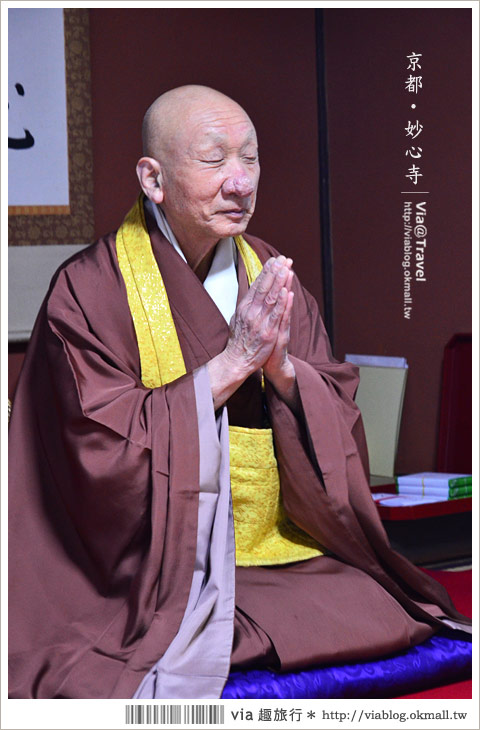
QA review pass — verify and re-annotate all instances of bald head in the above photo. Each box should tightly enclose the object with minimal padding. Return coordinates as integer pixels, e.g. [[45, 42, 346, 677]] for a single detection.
[[136, 85, 260, 261], [142, 85, 253, 160]]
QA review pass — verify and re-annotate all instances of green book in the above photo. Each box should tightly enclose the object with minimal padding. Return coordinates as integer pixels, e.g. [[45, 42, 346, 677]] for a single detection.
[[449, 476, 472, 488], [449, 485, 472, 499]]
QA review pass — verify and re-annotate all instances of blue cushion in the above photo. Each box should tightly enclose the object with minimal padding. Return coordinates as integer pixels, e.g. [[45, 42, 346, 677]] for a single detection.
[[222, 634, 472, 699]]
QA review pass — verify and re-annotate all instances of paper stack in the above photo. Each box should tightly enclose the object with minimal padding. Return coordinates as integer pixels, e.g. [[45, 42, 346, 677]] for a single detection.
[[372, 472, 472, 506], [396, 472, 472, 499]]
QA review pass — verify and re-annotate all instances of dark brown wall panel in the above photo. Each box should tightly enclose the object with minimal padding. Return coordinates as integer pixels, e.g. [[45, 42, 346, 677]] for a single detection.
[[324, 8, 471, 473]]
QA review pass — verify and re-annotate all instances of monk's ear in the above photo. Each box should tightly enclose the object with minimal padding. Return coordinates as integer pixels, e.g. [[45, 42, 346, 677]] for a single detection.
[[136, 157, 164, 204]]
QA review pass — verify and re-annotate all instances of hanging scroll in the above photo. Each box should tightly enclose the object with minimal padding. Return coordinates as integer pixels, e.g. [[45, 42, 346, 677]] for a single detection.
[[8, 8, 94, 245]]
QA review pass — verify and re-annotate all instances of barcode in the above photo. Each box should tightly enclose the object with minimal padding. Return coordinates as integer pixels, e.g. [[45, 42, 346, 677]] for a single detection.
[[125, 704, 225, 725]]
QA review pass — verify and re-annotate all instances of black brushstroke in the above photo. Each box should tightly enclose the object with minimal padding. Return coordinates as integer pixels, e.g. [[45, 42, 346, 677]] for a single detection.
[[8, 129, 35, 149]]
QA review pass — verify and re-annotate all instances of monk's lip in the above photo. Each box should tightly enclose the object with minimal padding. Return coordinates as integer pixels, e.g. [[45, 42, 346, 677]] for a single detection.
[[221, 209, 246, 218]]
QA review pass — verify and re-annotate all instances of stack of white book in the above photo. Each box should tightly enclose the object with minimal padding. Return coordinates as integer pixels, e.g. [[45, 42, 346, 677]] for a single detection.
[[372, 472, 472, 507]]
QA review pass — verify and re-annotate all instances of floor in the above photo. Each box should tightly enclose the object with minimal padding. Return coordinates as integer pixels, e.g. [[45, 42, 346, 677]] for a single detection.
[[397, 566, 472, 699]]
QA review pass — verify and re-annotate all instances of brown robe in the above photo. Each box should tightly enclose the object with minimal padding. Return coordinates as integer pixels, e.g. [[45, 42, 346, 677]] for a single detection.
[[8, 204, 469, 698]]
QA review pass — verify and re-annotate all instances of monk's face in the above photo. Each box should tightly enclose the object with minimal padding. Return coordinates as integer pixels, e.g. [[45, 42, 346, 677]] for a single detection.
[[160, 100, 260, 248]]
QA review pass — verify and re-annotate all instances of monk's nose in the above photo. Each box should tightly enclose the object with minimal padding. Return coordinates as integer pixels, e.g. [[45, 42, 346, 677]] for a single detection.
[[223, 173, 254, 197]]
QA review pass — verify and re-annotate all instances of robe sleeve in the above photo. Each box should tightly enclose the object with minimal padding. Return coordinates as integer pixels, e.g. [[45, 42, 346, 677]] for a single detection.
[[265, 275, 470, 626], [8, 243, 204, 698]]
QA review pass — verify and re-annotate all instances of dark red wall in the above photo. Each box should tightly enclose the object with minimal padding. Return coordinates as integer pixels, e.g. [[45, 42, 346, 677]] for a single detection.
[[324, 8, 471, 472]]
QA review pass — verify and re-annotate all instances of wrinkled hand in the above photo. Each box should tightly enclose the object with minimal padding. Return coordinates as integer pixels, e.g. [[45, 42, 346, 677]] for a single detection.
[[262, 265, 295, 383], [223, 255, 293, 378], [207, 254, 299, 413]]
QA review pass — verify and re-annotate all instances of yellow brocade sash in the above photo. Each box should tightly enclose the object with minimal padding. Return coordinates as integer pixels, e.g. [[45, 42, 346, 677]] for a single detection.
[[229, 427, 324, 565], [116, 195, 323, 566]]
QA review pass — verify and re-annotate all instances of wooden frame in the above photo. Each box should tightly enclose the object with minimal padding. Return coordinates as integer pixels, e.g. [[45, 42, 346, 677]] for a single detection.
[[8, 8, 94, 246]]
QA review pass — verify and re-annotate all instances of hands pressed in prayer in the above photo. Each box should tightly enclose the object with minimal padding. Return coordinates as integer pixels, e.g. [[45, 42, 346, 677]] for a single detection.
[[207, 255, 301, 415], [224, 256, 293, 374], [261, 260, 296, 391]]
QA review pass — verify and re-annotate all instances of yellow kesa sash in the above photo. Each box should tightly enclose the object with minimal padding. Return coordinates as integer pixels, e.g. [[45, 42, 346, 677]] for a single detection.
[[116, 195, 323, 565]]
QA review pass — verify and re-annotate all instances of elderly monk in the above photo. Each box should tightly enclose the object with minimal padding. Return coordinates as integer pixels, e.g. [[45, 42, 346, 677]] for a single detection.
[[9, 85, 470, 699]]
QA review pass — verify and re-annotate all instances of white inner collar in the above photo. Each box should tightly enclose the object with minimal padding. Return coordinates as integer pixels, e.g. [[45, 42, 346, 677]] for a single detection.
[[146, 199, 239, 324]]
